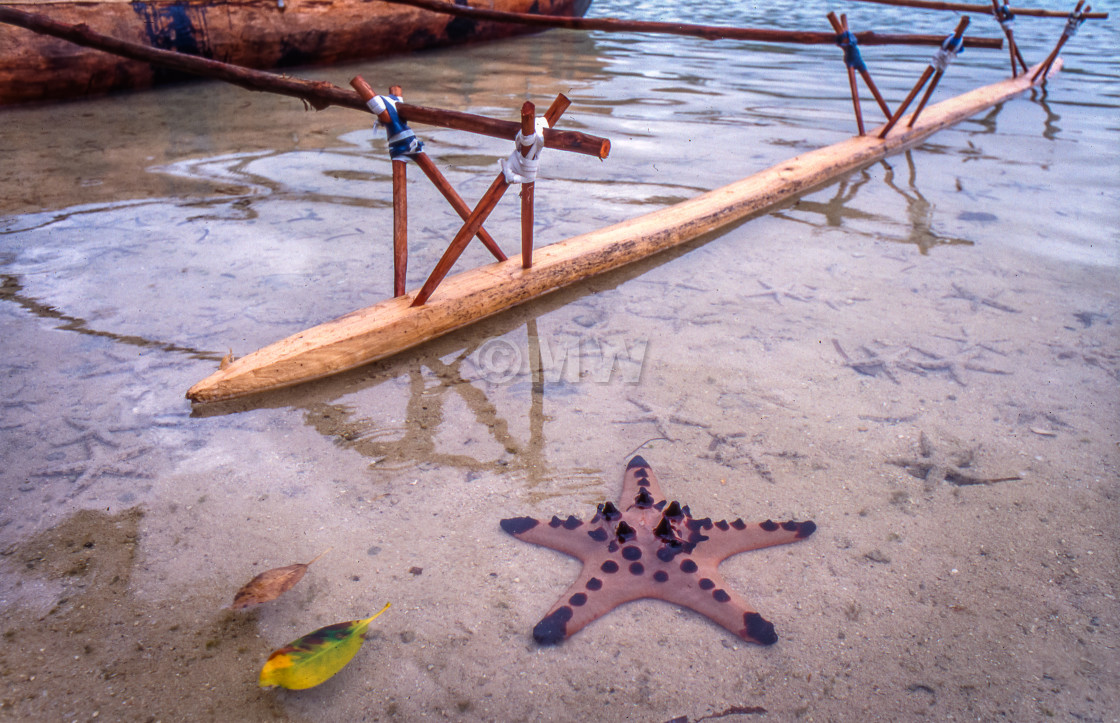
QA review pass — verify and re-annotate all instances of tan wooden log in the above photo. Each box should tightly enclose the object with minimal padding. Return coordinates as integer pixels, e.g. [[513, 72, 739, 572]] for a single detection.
[[187, 60, 1061, 403]]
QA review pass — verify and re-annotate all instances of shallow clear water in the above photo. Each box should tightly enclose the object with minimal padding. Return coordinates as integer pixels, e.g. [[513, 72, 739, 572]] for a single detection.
[[1, 1, 1118, 721]]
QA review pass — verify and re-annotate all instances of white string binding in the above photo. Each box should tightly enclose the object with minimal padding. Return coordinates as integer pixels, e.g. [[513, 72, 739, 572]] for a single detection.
[[500, 116, 550, 184]]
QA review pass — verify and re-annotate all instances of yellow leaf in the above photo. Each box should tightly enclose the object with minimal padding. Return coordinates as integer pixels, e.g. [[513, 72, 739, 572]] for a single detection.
[[259, 602, 390, 690]]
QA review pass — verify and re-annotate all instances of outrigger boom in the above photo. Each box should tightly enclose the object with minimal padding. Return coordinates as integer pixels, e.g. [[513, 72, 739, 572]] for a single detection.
[[188, 61, 1060, 403]]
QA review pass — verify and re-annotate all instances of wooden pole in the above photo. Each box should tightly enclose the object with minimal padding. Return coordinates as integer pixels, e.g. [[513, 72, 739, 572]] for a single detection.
[[906, 70, 943, 128], [880, 67, 934, 138], [412, 154, 508, 262], [352, 78, 411, 295], [847, 0, 1106, 19], [392, 159, 408, 296], [843, 15, 865, 136], [413, 95, 570, 307], [412, 176, 508, 307], [907, 17, 971, 128], [881, 16, 969, 138], [351, 75, 507, 263], [187, 62, 1062, 403], [989, 0, 1027, 77], [827, 12, 891, 120], [0, 6, 610, 159], [520, 101, 536, 270], [1032, 2, 1088, 83], [376, 0, 1006, 47]]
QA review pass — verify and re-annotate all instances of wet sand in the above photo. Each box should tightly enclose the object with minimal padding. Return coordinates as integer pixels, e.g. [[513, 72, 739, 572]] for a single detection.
[[2, 200, 1117, 721], [2, 3, 1119, 720]]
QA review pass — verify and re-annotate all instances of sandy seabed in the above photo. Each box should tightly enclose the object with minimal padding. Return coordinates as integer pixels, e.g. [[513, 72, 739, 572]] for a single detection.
[[1, 188, 1117, 722], [2, 8, 1119, 713]]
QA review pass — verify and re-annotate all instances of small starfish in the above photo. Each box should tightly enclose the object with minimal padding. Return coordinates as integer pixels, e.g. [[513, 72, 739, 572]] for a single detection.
[[701, 430, 774, 483], [907, 341, 1011, 387], [618, 398, 710, 441], [743, 280, 815, 305], [501, 456, 816, 645], [888, 432, 1020, 491], [944, 283, 1019, 314], [32, 444, 153, 493], [832, 339, 922, 384]]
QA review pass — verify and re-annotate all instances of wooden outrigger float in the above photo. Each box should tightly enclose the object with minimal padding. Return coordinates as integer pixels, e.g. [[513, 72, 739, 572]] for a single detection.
[[187, 59, 1061, 403]]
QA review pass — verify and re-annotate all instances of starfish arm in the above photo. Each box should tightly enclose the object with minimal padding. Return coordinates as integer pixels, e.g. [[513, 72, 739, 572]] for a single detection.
[[656, 569, 780, 645], [530, 564, 649, 645], [698, 518, 816, 561], [500, 516, 601, 559], [620, 455, 667, 508]]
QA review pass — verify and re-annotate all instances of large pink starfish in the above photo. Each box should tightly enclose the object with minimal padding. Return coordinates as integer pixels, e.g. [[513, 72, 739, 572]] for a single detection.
[[501, 456, 816, 645]]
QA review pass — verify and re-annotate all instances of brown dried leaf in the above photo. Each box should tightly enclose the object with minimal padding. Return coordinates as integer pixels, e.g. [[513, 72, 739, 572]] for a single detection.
[[231, 548, 331, 609]]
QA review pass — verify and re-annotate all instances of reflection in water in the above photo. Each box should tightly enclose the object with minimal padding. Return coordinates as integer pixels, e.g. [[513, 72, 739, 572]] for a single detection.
[[300, 321, 600, 495], [965, 104, 1003, 137], [882, 152, 973, 255], [1032, 92, 1063, 142], [777, 152, 973, 254], [782, 169, 878, 227]]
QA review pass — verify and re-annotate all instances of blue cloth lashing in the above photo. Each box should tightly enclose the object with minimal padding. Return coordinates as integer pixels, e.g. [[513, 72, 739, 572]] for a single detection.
[[835, 30, 868, 73], [1062, 8, 1086, 39], [369, 94, 424, 161], [930, 33, 965, 73], [996, 4, 1015, 30]]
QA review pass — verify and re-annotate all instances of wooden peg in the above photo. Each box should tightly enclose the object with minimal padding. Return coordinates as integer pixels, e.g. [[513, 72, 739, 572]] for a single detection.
[[520, 100, 536, 269], [392, 159, 407, 296]]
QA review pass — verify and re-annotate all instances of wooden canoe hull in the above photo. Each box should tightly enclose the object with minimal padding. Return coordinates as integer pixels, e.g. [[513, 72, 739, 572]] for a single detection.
[[0, 0, 592, 105], [187, 61, 1059, 403]]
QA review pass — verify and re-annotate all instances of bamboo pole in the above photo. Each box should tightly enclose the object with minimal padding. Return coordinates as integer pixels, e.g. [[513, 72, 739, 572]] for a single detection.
[[847, 0, 1107, 19], [376, 0, 1005, 48], [188, 60, 1062, 403], [412, 95, 570, 306], [0, 6, 610, 159]]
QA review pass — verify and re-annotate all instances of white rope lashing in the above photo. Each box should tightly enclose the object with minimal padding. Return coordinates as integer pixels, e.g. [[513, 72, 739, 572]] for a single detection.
[[499, 116, 549, 184]]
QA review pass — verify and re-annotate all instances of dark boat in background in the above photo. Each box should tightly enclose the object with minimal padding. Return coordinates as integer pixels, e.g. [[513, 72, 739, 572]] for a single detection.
[[0, 0, 592, 105]]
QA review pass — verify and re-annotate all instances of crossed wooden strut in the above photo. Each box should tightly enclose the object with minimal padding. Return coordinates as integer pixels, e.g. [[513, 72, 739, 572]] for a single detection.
[[351, 77, 597, 306], [826, 1, 1095, 137]]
